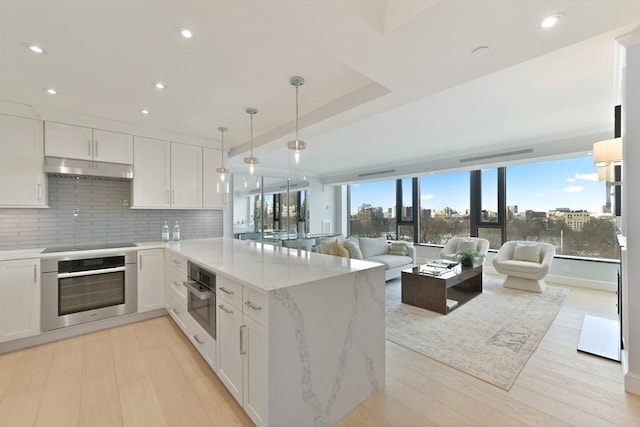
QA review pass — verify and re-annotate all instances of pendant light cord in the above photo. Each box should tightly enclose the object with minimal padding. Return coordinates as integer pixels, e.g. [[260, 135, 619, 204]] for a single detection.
[[250, 112, 254, 157], [295, 85, 299, 141]]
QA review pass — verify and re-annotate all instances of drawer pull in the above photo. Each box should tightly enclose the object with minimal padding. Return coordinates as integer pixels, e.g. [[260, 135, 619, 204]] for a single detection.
[[219, 286, 234, 295], [245, 301, 262, 311], [172, 308, 180, 316], [218, 304, 233, 314], [193, 334, 204, 345]]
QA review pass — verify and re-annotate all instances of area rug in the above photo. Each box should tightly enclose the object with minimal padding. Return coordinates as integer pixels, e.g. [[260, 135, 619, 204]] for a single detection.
[[385, 275, 569, 390]]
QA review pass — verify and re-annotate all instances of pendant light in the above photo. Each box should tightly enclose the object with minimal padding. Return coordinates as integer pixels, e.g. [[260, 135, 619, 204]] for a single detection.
[[215, 126, 230, 195], [244, 107, 259, 175], [287, 76, 306, 165]]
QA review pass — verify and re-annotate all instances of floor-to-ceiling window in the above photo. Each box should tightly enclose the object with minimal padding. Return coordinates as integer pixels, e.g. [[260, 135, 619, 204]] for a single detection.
[[418, 171, 470, 245], [349, 180, 396, 238], [346, 155, 617, 260], [505, 157, 618, 258]]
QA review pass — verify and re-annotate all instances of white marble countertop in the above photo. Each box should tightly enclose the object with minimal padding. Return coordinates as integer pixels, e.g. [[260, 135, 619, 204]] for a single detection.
[[164, 238, 381, 291], [0, 238, 382, 292]]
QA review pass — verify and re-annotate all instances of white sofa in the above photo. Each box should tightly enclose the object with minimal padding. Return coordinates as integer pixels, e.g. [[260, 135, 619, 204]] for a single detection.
[[316, 236, 416, 281]]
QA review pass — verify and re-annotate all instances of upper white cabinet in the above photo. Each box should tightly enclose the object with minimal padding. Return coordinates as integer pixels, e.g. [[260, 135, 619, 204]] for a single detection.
[[0, 115, 48, 208], [0, 259, 40, 343], [203, 147, 227, 209], [132, 138, 202, 209], [132, 136, 171, 208], [171, 142, 202, 208], [45, 122, 133, 164]]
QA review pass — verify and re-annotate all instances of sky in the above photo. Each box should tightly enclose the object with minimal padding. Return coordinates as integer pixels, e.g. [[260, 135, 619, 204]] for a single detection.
[[350, 156, 609, 215]]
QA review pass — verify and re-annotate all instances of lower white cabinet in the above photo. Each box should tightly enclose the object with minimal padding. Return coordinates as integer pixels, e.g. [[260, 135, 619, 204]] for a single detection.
[[137, 249, 165, 312], [188, 314, 216, 370], [217, 295, 244, 403], [0, 259, 40, 343], [217, 280, 268, 427], [242, 314, 268, 426]]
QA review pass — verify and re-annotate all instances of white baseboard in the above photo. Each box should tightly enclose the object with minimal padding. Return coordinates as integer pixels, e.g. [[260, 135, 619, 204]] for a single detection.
[[482, 266, 616, 292], [625, 371, 640, 396], [0, 308, 167, 354]]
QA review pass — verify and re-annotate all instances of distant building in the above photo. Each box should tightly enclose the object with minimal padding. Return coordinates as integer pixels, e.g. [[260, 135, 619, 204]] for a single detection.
[[564, 210, 591, 231], [525, 210, 547, 219]]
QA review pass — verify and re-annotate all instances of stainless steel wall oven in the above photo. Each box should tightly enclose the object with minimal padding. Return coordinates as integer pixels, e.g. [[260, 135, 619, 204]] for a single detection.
[[41, 251, 137, 331], [185, 261, 216, 339]]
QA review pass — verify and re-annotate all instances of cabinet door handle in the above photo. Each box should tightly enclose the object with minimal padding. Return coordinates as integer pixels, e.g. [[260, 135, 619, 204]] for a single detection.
[[33, 265, 37, 282], [139, 255, 142, 270], [218, 304, 233, 314], [193, 334, 204, 345], [37, 184, 42, 200], [245, 301, 262, 311], [88, 139, 92, 156], [219, 286, 234, 295], [240, 325, 246, 355], [171, 190, 175, 204]]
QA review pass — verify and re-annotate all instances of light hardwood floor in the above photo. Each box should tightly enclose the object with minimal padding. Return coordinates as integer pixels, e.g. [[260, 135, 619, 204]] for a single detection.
[[1, 283, 639, 427]]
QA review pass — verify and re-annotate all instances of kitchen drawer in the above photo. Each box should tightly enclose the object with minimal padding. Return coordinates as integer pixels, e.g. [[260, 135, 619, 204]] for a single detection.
[[217, 275, 243, 308], [167, 251, 188, 276], [166, 266, 187, 299], [167, 286, 189, 334], [243, 286, 268, 326], [188, 315, 216, 370]]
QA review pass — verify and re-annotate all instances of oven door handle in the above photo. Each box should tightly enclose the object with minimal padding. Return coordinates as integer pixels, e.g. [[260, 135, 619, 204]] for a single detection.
[[183, 280, 213, 300], [57, 266, 126, 278]]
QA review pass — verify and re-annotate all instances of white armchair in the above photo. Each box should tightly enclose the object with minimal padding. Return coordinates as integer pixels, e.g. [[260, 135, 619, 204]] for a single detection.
[[440, 237, 490, 263], [492, 241, 555, 292]]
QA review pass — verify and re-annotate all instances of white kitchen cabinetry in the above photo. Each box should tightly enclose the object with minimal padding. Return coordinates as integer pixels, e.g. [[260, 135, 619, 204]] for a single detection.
[[132, 138, 202, 208], [171, 142, 202, 208], [165, 252, 189, 334], [188, 314, 216, 370], [217, 276, 268, 426], [0, 259, 40, 343], [203, 147, 227, 209], [137, 249, 165, 312], [0, 115, 48, 207], [45, 122, 133, 164], [132, 136, 171, 208]]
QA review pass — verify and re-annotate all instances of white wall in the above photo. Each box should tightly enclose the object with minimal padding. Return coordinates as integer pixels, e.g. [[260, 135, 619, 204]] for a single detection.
[[620, 30, 640, 395], [307, 179, 340, 234]]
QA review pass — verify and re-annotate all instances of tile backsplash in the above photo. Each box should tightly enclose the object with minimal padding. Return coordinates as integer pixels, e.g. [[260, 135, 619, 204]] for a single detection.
[[0, 176, 223, 250]]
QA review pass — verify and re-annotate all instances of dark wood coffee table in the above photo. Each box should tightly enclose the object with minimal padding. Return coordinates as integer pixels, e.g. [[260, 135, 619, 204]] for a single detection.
[[401, 263, 483, 314]]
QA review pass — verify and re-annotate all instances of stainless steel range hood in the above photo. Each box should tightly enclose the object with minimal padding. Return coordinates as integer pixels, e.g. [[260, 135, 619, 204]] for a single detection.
[[43, 157, 134, 180]]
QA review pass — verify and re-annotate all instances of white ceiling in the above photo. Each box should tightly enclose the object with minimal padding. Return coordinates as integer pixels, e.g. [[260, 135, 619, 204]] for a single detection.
[[1, 1, 638, 183]]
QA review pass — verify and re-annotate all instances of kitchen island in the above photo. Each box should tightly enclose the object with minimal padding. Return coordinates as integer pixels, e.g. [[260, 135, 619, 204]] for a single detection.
[[165, 238, 386, 427]]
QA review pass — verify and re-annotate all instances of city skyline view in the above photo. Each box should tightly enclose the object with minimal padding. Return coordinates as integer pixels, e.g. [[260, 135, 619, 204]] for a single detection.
[[350, 156, 609, 215]]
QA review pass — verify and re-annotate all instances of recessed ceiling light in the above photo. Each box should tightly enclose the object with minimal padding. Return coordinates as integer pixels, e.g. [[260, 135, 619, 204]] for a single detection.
[[537, 13, 565, 30], [471, 46, 490, 57], [140, 109, 150, 115], [154, 82, 165, 90], [45, 88, 57, 95], [180, 28, 193, 39], [28, 44, 45, 54]]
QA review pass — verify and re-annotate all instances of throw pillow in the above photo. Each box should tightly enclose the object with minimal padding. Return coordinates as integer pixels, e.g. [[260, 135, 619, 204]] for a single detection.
[[317, 238, 337, 254], [513, 243, 541, 263], [343, 239, 364, 259], [389, 242, 408, 256], [457, 238, 477, 252], [328, 240, 350, 258], [358, 236, 390, 258]]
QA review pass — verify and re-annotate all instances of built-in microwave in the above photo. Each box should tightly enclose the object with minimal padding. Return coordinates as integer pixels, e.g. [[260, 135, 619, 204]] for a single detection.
[[184, 262, 216, 339]]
